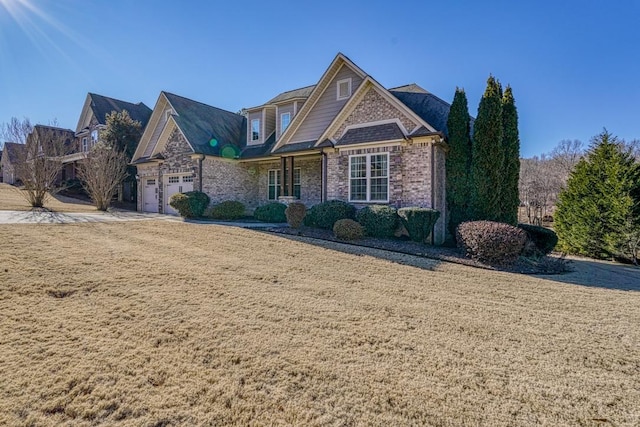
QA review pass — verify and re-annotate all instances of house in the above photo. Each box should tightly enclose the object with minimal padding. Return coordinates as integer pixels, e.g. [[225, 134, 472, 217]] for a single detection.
[[1, 142, 27, 184], [62, 93, 152, 200], [132, 53, 450, 243]]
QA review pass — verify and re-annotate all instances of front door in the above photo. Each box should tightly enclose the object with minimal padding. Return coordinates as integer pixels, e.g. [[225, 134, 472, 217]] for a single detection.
[[143, 178, 159, 213], [164, 175, 194, 215]]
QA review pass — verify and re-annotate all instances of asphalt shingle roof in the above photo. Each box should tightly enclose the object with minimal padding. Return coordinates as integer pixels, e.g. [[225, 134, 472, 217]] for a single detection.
[[266, 85, 315, 104], [89, 93, 153, 127], [2, 142, 26, 164], [240, 132, 276, 159], [271, 140, 318, 154], [164, 92, 247, 158], [336, 123, 405, 147]]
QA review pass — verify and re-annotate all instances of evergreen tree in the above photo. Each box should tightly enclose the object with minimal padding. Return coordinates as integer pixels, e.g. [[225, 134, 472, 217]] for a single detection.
[[470, 75, 503, 221], [555, 130, 640, 261], [445, 88, 472, 237], [100, 110, 143, 202], [499, 85, 520, 224]]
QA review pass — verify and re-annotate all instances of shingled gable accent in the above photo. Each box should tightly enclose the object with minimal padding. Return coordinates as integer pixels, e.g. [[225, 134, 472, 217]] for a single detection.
[[313, 78, 436, 147], [270, 53, 367, 153]]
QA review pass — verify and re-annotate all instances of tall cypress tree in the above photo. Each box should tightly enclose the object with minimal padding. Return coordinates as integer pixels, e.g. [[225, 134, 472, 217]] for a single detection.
[[470, 75, 503, 221], [499, 85, 520, 224], [445, 88, 472, 237]]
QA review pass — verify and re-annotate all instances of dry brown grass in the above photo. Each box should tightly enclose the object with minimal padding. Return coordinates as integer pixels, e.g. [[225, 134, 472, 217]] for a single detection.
[[1, 221, 639, 426], [0, 183, 96, 213]]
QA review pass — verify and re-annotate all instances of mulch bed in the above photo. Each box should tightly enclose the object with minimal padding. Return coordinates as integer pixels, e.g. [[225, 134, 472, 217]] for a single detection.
[[267, 226, 571, 275]]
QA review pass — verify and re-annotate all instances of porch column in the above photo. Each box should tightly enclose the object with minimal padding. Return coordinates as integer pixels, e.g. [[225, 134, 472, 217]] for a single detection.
[[280, 157, 287, 197], [287, 156, 294, 198]]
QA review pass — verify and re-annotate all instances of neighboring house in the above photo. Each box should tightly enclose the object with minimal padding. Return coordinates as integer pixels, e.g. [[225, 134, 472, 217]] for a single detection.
[[1, 142, 27, 185], [62, 93, 152, 200], [132, 53, 451, 243]]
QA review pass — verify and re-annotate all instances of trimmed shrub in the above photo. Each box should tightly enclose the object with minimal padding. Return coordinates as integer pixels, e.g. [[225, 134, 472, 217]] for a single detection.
[[333, 219, 364, 240], [254, 202, 287, 223], [207, 200, 245, 220], [456, 220, 527, 264], [303, 205, 318, 227], [397, 208, 440, 243], [356, 205, 399, 238], [518, 223, 558, 256], [169, 191, 210, 218], [285, 202, 306, 228], [310, 200, 356, 229]]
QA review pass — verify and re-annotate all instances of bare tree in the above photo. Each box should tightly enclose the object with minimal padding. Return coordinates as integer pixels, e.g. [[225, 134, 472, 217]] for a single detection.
[[519, 155, 563, 225], [1, 117, 33, 146], [78, 142, 128, 211], [14, 125, 71, 208], [550, 139, 584, 180]]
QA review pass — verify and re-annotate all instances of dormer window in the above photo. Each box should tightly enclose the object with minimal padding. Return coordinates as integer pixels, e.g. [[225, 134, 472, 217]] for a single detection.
[[280, 112, 291, 133], [337, 78, 352, 100], [251, 119, 261, 142], [91, 130, 99, 145], [82, 137, 88, 152]]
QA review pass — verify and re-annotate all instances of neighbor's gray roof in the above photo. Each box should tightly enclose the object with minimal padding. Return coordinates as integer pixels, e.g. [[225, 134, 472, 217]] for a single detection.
[[89, 93, 153, 127], [164, 92, 247, 158], [266, 85, 316, 104], [336, 123, 406, 147], [2, 142, 26, 164]]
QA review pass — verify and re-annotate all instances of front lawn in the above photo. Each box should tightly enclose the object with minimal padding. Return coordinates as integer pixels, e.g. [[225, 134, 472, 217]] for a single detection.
[[1, 221, 638, 425]]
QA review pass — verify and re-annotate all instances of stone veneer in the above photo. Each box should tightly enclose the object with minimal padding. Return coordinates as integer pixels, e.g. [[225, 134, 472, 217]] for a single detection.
[[332, 87, 419, 139]]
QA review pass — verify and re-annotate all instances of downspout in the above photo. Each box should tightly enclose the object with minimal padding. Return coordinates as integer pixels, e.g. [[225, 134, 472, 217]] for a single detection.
[[430, 141, 436, 245], [321, 151, 327, 203]]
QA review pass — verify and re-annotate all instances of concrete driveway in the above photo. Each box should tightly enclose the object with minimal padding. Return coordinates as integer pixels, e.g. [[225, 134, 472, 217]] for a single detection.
[[0, 209, 178, 224]]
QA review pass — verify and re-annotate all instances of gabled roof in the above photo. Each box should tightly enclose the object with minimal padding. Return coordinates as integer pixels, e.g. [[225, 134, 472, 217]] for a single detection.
[[88, 93, 152, 127], [2, 142, 26, 164], [390, 85, 457, 137], [266, 85, 316, 104], [336, 122, 406, 147], [163, 92, 246, 158]]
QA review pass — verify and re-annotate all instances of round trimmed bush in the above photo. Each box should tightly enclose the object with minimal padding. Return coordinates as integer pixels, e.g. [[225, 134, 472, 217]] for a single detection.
[[310, 200, 356, 229], [285, 202, 306, 228], [303, 205, 318, 227], [456, 220, 527, 265], [356, 205, 399, 238], [518, 223, 558, 256], [169, 191, 210, 218], [254, 202, 287, 222], [333, 219, 364, 240], [207, 200, 245, 220]]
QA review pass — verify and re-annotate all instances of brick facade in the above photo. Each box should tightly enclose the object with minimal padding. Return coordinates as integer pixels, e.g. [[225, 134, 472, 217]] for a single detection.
[[255, 157, 322, 207], [332, 87, 419, 139], [201, 158, 257, 210]]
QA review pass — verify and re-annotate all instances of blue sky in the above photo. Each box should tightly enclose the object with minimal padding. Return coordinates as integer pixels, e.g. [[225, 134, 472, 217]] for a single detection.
[[0, 0, 638, 157]]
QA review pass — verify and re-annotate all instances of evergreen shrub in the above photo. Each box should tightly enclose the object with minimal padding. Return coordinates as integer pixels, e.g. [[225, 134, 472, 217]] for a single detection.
[[254, 202, 287, 222], [308, 200, 356, 229], [356, 205, 398, 237], [398, 207, 440, 243], [169, 191, 210, 218], [518, 223, 558, 255], [207, 200, 245, 220]]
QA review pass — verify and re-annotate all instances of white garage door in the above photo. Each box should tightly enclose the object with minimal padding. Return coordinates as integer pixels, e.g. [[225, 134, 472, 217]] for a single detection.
[[164, 175, 194, 215], [143, 178, 159, 213]]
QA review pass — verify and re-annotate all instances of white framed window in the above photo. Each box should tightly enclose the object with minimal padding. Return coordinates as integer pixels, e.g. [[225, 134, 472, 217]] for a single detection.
[[82, 137, 88, 152], [251, 119, 261, 141], [349, 153, 389, 202], [337, 78, 352, 100], [91, 130, 99, 145], [168, 176, 179, 184], [182, 175, 194, 182], [280, 112, 291, 133], [268, 168, 301, 200]]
